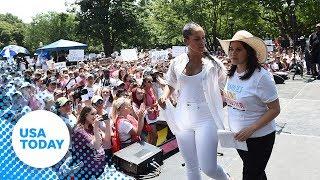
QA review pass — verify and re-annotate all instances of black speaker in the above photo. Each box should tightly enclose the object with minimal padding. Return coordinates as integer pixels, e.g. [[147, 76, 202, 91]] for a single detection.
[[113, 141, 163, 177], [273, 74, 285, 84]]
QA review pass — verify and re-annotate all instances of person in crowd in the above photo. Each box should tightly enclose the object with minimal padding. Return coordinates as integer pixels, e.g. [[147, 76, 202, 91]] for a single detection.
[[142, 75, 159, 145], [81, 74, 95, 106], [131, 86, 157, 144], [19, 82, 44, 110], [71, 106, 109, 179], [158, 22, 231, 180], [101, 69, 111, 86], [118, 67, 127, 81], [3, 91, 31, 123], [309, 23, 320, 79], [42, 78, 57, 101], [111, 97, 146, 149], [34, 76, 45, 93], [55, 97, 77, 134], [53, 97, 79, 177], [91, 95, 113, 164], [218, 30, 281, 180], [99, 86, 113, 115]]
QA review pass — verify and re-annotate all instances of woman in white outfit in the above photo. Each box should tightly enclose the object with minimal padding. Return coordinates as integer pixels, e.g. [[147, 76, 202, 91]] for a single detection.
[[158, 22, 231, 180], [218, 30, 281, 180]]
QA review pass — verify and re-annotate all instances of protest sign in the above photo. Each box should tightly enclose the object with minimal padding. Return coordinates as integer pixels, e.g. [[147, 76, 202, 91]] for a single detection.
[[150, 50, 168, 63], [120, 49, 138, 61], [67, 50, 84, 62], [54, 62, 66, 70], [172, 46, 187, 57], [264, 40, 274, 52]]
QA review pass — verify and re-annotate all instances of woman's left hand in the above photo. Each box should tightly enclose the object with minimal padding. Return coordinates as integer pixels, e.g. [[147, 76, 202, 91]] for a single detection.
[[234, 126, 257, 142]]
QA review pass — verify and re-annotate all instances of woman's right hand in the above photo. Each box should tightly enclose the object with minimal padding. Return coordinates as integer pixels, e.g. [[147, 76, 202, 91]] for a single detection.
[[139, 103, 147, 116], [158, 97, 166, 110]]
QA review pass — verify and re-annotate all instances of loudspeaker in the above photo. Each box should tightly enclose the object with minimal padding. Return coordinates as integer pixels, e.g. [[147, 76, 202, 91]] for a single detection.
[[113, 141, 163, 177]]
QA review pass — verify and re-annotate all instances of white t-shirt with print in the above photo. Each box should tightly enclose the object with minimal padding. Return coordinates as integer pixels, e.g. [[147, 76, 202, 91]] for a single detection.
[[225, 68, 278, 138], [118, 119, 133, 143]]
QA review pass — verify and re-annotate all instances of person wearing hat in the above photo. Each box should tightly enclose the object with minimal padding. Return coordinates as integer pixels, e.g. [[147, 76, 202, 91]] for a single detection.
[[53, 97, 80, 177], [20, 82, 44, 111], [91, 95, 113, 163], [42, 77, 57, 101], [309, 23, 320, 79], [158, 22, 231, 180], [55, 97, 77, 133], [2, 91, 31, 124], [218, 30, 280, 180]]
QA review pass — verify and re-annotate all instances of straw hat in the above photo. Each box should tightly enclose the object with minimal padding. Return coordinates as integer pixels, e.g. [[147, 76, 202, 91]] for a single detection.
[[217, 30, 267, 63]]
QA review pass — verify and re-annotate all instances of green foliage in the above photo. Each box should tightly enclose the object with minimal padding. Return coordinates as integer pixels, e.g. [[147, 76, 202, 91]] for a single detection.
[[24, 12, 79, 52], [1, 1, 319, 53], [0, 13, 26, 48], [76, 0, 151, 55]]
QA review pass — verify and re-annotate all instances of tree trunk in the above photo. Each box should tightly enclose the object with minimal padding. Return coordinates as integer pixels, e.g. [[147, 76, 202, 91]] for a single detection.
[[102, 38, 113, 57]]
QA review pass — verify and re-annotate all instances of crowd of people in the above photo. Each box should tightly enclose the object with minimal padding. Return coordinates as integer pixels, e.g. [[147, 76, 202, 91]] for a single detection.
[[0, 22, 319, 179], [0, 52, 174, 178]]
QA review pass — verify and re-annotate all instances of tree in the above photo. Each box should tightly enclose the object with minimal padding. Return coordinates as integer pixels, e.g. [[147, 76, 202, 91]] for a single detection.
[[76, 0, 150, 55], [0, 13, 26, 48], [144, 0, 230, 50], [24, 12, 78, 52]]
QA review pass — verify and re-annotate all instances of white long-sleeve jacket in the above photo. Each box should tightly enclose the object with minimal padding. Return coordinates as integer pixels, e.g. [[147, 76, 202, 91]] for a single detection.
[[165, 53, 227, 131]]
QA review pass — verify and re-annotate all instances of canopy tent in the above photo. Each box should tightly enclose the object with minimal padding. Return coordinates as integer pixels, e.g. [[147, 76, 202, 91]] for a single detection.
[[36, 39, 88, 52], [0, 45, 30, 58]]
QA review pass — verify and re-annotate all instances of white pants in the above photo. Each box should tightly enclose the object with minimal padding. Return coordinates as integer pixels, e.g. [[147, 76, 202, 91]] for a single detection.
[[175, 103, 228, 180]]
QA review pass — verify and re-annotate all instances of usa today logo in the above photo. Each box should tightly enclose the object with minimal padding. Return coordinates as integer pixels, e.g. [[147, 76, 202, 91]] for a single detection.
[[12, 110, 70, 168]]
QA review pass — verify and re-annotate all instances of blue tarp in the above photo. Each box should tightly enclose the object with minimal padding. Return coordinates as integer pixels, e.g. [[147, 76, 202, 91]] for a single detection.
[[36, 39, 88, 52]]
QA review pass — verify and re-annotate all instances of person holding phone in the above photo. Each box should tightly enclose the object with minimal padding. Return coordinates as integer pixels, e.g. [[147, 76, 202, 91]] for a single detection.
[[71, 106, 109, 179], [92, 95, 113, 163]]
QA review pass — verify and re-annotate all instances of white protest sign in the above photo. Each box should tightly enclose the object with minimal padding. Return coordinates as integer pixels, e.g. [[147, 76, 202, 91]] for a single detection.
[[172, 46, 187, 57], [120, 49, 138, 61], [46, 60, 55, 70], [264, 40, 274, 52], [54, 62, 67, 70], [88, 53, 97, 60], [67, 49, 84, 62], [150, 50, 168, 63]]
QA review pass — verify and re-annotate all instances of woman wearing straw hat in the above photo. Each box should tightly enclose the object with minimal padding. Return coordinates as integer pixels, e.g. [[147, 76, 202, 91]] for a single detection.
[[158, 22, 231, 180], [218, 30, 281, 180]]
